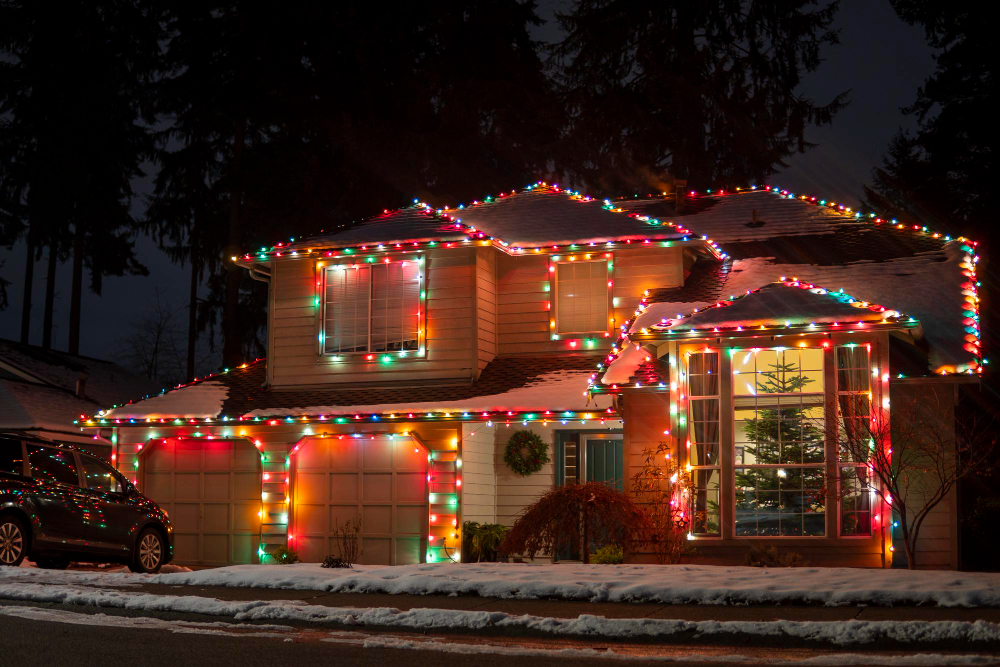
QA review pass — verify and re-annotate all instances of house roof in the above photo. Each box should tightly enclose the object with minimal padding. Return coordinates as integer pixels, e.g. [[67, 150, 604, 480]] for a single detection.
[[0, 338, 162, 433], [596, 188, 982, 386], [89, 355, 615, 425], [238, 183, 723, 265]]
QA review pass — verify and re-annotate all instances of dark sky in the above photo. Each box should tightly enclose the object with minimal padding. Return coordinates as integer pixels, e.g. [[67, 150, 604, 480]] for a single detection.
[[0, 1, 936, 364]]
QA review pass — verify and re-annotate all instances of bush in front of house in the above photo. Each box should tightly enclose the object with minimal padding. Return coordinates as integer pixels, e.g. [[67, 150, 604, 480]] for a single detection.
[[591, 544, 624, 564], [462, 521, 510, 562], [271, 546, 300, 564], [500, 481, 651, 563], [744, 543, 806, 567], [321, 555, 352, 569]]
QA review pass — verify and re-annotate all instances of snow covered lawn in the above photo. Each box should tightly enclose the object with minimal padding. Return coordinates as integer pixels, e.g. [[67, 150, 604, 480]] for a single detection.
[[4, 562, 1000, 607]]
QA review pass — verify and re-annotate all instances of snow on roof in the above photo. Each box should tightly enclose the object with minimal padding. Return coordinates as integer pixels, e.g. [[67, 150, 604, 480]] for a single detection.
[[596, 188, 982, 385], [87, 356, 612, 424]]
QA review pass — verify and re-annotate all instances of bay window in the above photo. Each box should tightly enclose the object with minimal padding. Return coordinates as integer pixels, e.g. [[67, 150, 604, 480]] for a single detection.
[[322, 259, 422, 355]]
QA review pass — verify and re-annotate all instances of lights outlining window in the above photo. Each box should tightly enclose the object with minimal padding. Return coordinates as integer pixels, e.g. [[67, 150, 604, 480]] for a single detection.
[[322, 258, 423, 355], [733, 348, 826, 537], [686, 349, 721, 536], [836, 345, 873, 536], [554, 259, 609, 335]]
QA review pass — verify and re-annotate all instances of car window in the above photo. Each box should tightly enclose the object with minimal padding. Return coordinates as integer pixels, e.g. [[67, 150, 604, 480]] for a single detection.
[[26, 445, 80, 486], [0, 437, 25, 476], [80, 457, 122, 493]]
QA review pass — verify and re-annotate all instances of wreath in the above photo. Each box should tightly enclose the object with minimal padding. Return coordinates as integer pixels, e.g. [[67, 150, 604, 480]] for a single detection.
[[503, 430, 550, 476]]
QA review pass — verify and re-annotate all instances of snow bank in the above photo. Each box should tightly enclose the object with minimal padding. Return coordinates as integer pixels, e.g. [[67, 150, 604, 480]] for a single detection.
[[6, 562, 998, 608], [1, 581, 998, 646]]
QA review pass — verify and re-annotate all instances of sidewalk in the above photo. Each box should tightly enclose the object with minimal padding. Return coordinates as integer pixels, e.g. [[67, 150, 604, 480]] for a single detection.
[[131, 582, 1000, 624]]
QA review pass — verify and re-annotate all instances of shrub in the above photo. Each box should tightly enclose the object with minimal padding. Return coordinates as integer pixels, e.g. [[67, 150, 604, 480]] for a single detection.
[[629, 441, 692, 564], [271, 546, 300, 564], [332, 516, 362, 565], [500, 481, 651, 563], [321, 555, 352, 569], [744, 543, 806, 568], [462, 521, 510, 562], [591, 544, 624, 564]]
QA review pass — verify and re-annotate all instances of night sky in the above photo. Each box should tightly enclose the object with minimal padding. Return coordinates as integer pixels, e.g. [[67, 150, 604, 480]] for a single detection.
[[0, 1, 936, 364]]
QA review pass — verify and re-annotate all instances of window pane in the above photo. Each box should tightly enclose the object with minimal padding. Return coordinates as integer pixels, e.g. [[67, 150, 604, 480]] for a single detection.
[[691, 469, 721, 536], [735, 467, 826, 536], [371, 260, 420, 352], [27, 445, 80, 486], [81, 457, 121, 493], [0, 438, 24, 476], [840, 466, 872, 536], [325, 265, 370, 353], [690, 399, 720, 465], [556, 261, 608, 333], [689, 352, 719, 396]]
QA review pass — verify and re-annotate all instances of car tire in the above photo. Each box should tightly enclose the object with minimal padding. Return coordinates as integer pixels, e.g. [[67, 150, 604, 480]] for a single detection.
[[128, 528, 164, 574], [34, 557, 70, 570], [0, 515, 27, 567]]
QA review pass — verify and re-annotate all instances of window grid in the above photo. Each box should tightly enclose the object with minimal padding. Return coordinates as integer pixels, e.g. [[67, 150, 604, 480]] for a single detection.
[[687, 350, 721, 536], [733, 348, 827, 537], [555, 260, 609, 335], [836, 345, 873, 537], [323, 260, 422, 355]]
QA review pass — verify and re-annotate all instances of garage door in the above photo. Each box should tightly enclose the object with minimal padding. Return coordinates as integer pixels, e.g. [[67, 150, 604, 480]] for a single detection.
[[293, 436, 427, 564], [142, 439, 262, 566]]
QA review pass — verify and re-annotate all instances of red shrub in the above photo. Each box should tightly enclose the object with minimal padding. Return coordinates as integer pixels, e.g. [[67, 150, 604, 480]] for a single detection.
[[500, 482, 651, 563]]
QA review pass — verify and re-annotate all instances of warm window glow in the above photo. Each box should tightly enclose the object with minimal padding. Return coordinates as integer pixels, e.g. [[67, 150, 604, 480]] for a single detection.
[[555, 260, 608, 334], [324, 261, 421, 354]]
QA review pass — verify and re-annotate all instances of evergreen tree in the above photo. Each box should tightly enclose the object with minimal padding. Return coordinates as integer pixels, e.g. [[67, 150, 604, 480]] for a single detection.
[[553, 0, 847, 194]]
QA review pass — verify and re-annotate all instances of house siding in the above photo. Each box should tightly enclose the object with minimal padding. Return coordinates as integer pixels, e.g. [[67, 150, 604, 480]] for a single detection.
[[475, 247, 498, 376], [460, 422, 496, 524]]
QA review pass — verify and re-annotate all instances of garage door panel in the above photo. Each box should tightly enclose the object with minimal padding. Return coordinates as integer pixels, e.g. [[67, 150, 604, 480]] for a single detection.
[[203, 534, 229, 563], [363, 441, 393, 469], [231, 534, 256, 564], [396, 446, 426, 471], [395, 537, 421, 565], [203, 445, 231, 470], [202, 503, 230, 531], [175, 442, 202, 470], [174, 534, 199, 562], [233, 472, 260, 500], [147, 446, 173, 468], [234, 502, 260, 531], [145, 472, 171, 498], [298, 536, 326, 564], [362, 537, 391, 565], [329, 442, 359, 469], [395, 473, 425, 502], [363, 505, 392, 533], [330, 505, 361, 528], [297, 504, 327, 533], [203, 473, 231, 499], [395, 505, 425, 535], [296, 472, 328, 504], [362, 474, 392, 501], [173, 503, 201, 527], [329, 474, 357, 503], [233, 445, 259, 469], [175, 473, 201, 498]]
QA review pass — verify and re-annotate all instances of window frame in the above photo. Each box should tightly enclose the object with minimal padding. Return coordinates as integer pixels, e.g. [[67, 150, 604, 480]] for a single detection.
[[834, 344, 875, 538], [551, 256, 612, 337], [317, 255, 426, 359], [684, 347, 723, 537]]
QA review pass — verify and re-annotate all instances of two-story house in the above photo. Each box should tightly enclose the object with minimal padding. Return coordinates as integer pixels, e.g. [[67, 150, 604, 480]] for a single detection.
[[80, 183, 981, 569]]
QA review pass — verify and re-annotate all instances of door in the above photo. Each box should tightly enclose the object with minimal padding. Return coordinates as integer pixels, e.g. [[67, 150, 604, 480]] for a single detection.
[[79, 455, 135, 553], [292, 436, 427, 564], [24, 445, 92, 549], [141, 439, 261, 566], [584, 437, 624, 490]]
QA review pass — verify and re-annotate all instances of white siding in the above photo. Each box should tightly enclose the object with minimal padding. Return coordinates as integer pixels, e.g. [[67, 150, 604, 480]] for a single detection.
[[460, 422, 496, 523]]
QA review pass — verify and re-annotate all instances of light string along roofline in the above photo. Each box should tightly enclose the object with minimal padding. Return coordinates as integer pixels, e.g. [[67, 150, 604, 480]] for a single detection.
[[588, 184, 983, 392]]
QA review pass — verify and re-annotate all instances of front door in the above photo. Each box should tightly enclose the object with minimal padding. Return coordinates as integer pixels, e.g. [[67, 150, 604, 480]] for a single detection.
[[584, 437, 624, 491]]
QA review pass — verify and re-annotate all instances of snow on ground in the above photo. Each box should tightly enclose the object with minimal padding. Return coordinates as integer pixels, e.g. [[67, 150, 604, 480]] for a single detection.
[[0, 581, 998, 646], [4, 562, 1000, 608]]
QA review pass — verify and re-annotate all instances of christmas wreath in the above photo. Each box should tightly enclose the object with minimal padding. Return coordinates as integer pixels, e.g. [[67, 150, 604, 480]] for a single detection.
[[503, 430, 550, 476]]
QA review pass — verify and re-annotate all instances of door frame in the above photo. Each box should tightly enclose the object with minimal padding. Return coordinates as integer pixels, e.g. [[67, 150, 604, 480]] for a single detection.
[[555, 429, 623, 487]]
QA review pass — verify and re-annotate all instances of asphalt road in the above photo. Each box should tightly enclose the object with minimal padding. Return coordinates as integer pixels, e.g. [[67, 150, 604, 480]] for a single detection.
[[0, 600, 994, 667]]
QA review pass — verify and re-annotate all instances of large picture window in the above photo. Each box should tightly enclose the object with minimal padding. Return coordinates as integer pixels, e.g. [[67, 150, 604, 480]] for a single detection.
[[733, 348, 826, 536], [555, 261, 608, 334], [323, 259, 422, 355]]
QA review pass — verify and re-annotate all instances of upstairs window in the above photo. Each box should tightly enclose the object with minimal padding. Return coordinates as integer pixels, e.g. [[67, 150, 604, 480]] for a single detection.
[[555, 260, 608, 334], [323, 259, 422, 355]]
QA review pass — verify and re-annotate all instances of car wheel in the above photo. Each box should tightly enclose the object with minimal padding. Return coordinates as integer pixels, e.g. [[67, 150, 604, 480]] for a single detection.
[[0, 516, 27, 567], [34, 557, 70, 570], [129, 528, 164, 574]]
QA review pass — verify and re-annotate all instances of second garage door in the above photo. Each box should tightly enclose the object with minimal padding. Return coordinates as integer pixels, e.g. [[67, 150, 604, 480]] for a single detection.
[[142, 439, 262, 566], [292, 436, 427, 564]]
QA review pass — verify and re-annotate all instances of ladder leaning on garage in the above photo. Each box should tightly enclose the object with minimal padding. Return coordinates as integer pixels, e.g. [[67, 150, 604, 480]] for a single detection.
[[258, 450, 289, 562]]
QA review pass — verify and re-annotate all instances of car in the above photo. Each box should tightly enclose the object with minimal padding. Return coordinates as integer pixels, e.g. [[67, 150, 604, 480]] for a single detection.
[[0, 434, 173, 573]]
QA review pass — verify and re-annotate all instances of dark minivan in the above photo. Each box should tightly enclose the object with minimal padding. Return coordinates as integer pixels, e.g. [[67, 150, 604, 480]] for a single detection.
[[0, 434, 173, 573]]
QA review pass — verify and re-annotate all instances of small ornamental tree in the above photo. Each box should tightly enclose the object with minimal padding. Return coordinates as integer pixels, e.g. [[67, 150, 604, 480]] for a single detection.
[[837, 390, 997, 569], [501, 482, 651, 563]]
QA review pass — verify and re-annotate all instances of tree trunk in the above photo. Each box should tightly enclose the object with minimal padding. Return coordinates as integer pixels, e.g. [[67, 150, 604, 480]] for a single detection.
[[187, 238, 198, 382], [41, 239, 57, 350], [223, 118, 245, 368], [68, 222, 84, 355], [20, 228, 35, 344]]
